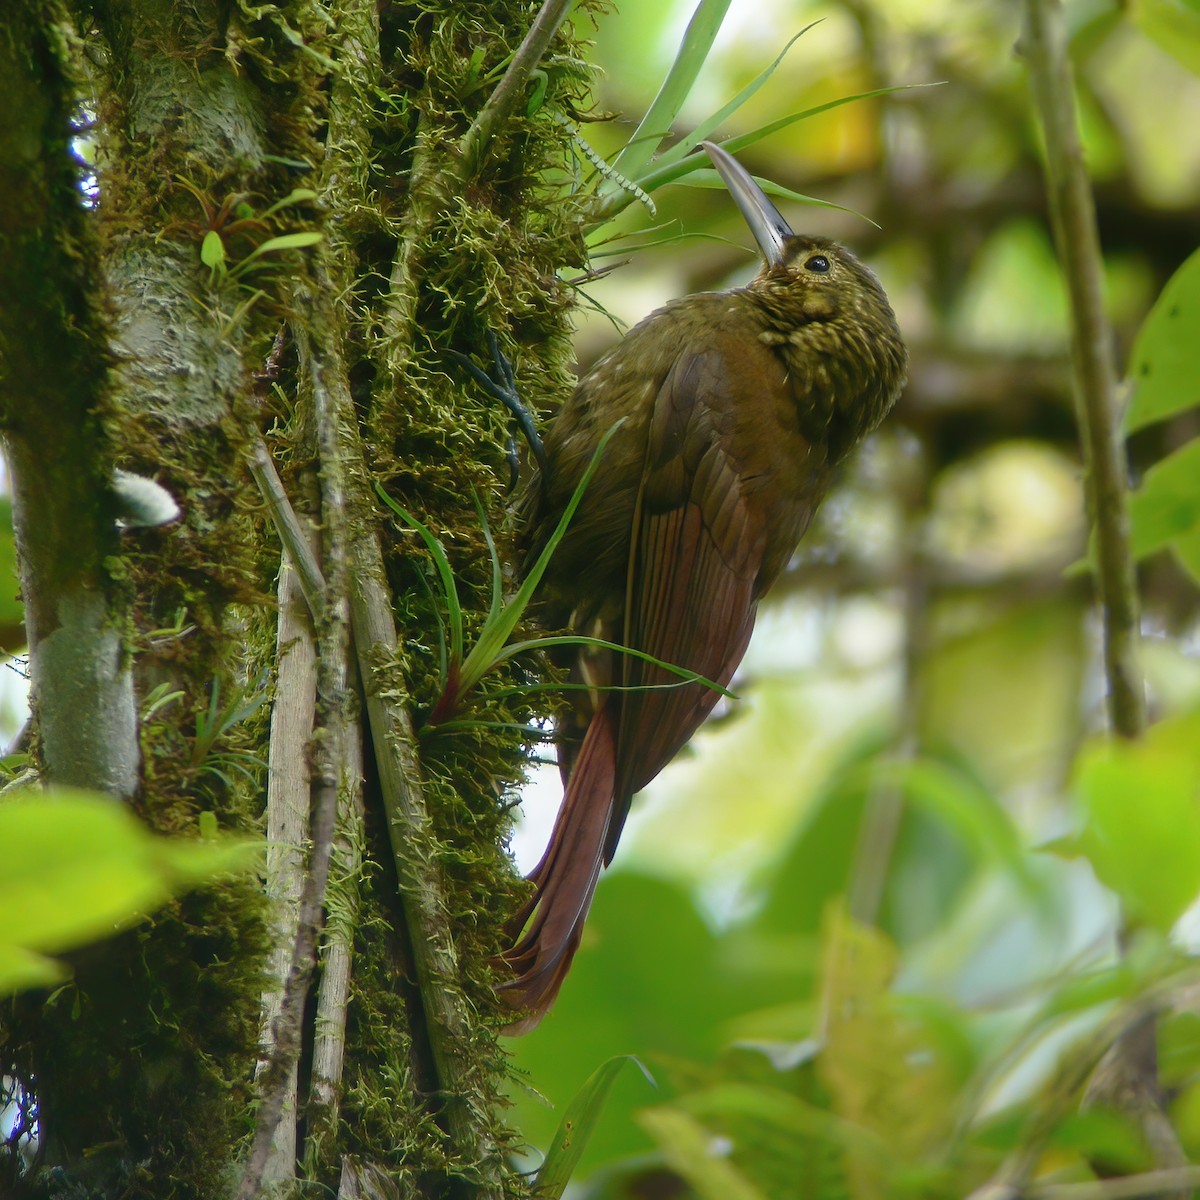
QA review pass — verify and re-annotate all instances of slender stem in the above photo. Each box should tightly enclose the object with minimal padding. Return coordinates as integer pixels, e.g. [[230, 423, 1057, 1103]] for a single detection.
[[238, 322, 353, 1200], [459, 0, 576, 177], [248, 438, 328, 618], [254, 531, 319, 1182], [1017, 6, 1183, 1194], [1020, 0, 1145, 740], [1028, 1166, 1200, 1200]]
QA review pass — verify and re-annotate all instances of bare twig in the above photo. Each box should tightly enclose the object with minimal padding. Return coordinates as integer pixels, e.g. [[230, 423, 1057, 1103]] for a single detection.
[[237, 326, 353, 1200], [459, 0, 576, 177], [1014, 5, 1182, 1196], [1027, 1166, 1200, 1200], [1020, 0, 1145, 740], [254, 525, 320, 1182]]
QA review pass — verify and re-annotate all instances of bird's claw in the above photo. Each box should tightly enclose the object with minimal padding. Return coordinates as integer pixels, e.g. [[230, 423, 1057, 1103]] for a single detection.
[[449, 330, 546, 482]]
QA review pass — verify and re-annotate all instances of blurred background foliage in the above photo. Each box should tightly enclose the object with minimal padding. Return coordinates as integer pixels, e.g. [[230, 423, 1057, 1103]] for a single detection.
[[503, 0, 1200, 1195]]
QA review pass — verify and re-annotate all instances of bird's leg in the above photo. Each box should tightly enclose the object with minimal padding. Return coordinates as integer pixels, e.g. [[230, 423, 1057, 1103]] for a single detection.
[[449, 330, 546, 483]]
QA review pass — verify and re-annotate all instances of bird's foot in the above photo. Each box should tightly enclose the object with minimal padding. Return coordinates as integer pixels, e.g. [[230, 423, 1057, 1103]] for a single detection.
[[449, 330, 546, 487]]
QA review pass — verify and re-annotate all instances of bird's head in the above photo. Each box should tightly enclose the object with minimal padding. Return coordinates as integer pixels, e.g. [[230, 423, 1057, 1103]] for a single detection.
[[700, 140, 898, 330]]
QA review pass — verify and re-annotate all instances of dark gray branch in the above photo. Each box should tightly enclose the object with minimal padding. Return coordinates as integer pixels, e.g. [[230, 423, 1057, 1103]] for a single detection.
[[0, 2, 137, 798]]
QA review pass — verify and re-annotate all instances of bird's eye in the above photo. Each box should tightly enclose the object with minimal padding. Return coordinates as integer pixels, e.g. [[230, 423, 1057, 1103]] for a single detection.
[[805, 254, 831, 273]]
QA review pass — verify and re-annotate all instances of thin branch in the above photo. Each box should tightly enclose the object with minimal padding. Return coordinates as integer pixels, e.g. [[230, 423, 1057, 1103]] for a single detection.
[[237, 328, 352, 1200], [1020, 0, 1145, 740], [459, 0, 576, 178], [248, 439, 328, 619], [305, 263, 506, 1194], [253, 527, 319, 1182], [1028, 1166, 1200, 1200], [1012, 9, 1180, 1196]]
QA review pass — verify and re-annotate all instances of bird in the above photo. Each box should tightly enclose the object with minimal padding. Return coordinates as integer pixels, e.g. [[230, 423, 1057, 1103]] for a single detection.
[[498, 141, 908, 1031]]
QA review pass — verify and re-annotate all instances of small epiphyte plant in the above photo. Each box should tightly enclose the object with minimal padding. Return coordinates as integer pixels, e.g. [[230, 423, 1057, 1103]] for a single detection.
[[376, 421, 733, 730], [175, 178, 323, 283]]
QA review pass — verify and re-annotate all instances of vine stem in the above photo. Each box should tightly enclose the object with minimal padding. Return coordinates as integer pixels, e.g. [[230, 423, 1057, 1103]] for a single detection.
[[1018, 4, 1185, 1194], [1019, 0, 1145, 740], [459, 0, 576, 177]]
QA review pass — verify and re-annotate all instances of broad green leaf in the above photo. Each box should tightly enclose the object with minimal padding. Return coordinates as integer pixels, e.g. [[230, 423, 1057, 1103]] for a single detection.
[[0, 944, 66, 997], [259, 187, 319, 218], [234, 231, 324, 274], [1172, 525, 1200, 585], [638, 1107, 769, 1200], [606, 0, 734, 189], [1049, 1110, 1152, 1173], [247, 231, 324, 256], [817, 908, 956, 1196], [867, 756, 1048, 909], [1129, 438, 1200, 559], [507, 873, 729, 1174], [1073, 710, 1200, 930], [200, 229, 226, 269], [1, 789, 259, 994], [1125, 247, 1200, 431], [535, 1056, 654, 1198], [654, 25, 818, 170], [1129, 0, 1200, 79]]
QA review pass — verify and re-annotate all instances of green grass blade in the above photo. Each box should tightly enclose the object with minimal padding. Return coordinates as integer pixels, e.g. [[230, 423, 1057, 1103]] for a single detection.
[[592, 84, 923, 226], [375, 483, 464, 670], [670, 168, 874, 225], [494, 634, 738, 699], [534, 1056, 655, 1198], [655, 24, 818, 170], [605, 0, 734, 192], [715, 83, 929, 156], [452, 420, 626, 702], [472, 487, 505, 622]]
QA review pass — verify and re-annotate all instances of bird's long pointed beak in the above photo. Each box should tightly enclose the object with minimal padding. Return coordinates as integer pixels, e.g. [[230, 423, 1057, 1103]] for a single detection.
[[701, 141, 794, 268]]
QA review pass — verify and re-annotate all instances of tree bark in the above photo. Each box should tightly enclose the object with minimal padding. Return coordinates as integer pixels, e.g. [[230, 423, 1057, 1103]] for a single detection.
[[0, 0, 595, 1195]]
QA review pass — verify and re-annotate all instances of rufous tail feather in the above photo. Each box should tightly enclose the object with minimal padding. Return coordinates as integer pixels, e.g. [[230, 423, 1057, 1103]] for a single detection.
[[497, 705, 618, 1032]]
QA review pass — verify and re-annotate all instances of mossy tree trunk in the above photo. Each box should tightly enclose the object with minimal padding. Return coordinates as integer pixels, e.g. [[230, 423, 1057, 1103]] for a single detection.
[[0, 1, 594, 1196]]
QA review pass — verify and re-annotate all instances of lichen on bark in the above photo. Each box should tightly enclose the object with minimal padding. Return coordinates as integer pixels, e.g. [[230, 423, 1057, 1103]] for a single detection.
[[0, 0, 601, 1194]]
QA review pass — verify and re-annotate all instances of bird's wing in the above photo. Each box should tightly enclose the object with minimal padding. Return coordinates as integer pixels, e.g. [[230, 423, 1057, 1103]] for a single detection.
[[604, 347, 771, 860]]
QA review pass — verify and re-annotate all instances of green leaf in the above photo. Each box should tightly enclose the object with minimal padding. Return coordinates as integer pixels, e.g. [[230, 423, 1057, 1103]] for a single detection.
[[638, 1107, 770, 1200], [376, 488, 464, 674], [232, 231, 324, 275], [604, 0, 733, 193], [200, 229, 226, 269], [535, 1056, 654, 1198], [246, 231, 324, 256], [0, 789, 259, 996], [667, 168, 864, 221], [1129, 0, 1200, 78], [494, 634, 737, 700], [1128, 437, 1200, 560], [1073, 710, 1200, 930], [1125, 246, 1200, 431], [867, 756, 1048, 908], [589, 83, 923, 229], [526, 68, 549, 117], [259, 187, 319, 218], [1172, 524, 1200, 585], [651, 24, 819, 171], [0, 944, 67, 997], [452, 420, 625, 703]]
